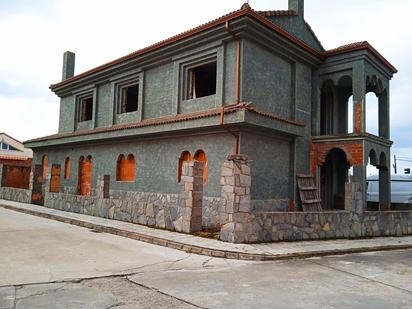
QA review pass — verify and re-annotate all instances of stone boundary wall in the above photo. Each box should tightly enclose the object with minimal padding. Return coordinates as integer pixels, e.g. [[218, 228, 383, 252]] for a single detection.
[[0, 187, 31, 204], [254, 211, 412, 242], [60, 185, 223, 230]]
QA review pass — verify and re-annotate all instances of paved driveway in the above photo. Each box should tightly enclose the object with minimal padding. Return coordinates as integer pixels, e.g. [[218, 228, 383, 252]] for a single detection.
[[1, 207, 411, 308]]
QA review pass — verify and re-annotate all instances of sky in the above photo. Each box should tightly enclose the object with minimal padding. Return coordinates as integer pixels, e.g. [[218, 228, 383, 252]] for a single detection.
[[0, 0, 411, 174]]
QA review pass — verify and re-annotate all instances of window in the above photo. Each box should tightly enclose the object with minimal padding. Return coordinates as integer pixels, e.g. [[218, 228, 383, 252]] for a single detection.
[[64, 157, 70, 179], [194, 150, 207, 184], [187, 61, 217, 99], [78, 96, 93, 122], [120, 84, 139, 113], [116, 154, 136, 182], [178, 151, 192, 182], [1, 143, 8, 150]]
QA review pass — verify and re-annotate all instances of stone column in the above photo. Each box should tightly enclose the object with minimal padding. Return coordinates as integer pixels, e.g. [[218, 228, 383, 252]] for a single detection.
[[0, 164, 3, 187], [181, 161, 203, 233], [219, 155, 257, 243]]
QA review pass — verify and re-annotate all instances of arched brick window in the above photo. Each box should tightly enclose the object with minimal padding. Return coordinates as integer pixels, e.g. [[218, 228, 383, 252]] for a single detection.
[[41, 155, 48, 181], [116, 154, 136, 182], [78, 155, 92, 196], [194, 150, 207, 184], [64, 157, 71, 179], [178, 151, 192, 182]]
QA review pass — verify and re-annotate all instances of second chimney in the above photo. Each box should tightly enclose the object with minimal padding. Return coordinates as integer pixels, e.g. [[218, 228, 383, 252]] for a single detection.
[[62, 51, 75, 81], [288, 0, 304, 18]]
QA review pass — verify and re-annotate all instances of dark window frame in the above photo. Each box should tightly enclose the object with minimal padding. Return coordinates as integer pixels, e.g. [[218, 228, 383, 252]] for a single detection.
[[119, 83, 139, 114], [183, 57, 218, 101], [77, 94, 94, 123]]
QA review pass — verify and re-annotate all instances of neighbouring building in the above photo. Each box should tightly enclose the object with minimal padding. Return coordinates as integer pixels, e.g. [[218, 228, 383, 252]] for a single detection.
[[3, 1, 409, 242], [0, 133, 33, 202]]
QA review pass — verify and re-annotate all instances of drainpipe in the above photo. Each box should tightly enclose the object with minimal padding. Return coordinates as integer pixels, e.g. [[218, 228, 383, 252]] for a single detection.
[[221, 21, 241, 155]]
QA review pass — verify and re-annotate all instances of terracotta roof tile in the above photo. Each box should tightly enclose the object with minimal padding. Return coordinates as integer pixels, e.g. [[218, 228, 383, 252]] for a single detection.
[[0, 155, 29, 161], [25, 103, 305, 144], [25, 107, 238, 144], [325, 41, 397, 73], [50, 6, 323, 90]]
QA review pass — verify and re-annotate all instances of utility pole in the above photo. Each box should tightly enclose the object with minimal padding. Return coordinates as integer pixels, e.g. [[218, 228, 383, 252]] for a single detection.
[[393, 155, 397, 174]]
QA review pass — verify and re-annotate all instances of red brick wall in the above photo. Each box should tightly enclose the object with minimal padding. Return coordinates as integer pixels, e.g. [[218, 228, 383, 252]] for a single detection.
[[1, 165, 31, 189], [354, 101, 362, 133], [310, 141, 363, 175]]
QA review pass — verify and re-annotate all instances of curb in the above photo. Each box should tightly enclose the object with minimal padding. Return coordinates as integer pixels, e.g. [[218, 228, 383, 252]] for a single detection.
[[2, 204, 412, 261]]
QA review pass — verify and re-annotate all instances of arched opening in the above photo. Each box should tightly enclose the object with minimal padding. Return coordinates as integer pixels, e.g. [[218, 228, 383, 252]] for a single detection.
[[347, 95, 354, 133], [41, 155, 48, 181], [116, 154, 136, 182], [194, 150, 207, 184], [320, 148, 349, 210], [64, 157, 71, 179], [320, 80, 334, 135], [78, 155, 92, 196], [366, 92, 379, 136], [178, 151, 192, 182], [366, 149, 380, 210], [320, 77, 352, 136]]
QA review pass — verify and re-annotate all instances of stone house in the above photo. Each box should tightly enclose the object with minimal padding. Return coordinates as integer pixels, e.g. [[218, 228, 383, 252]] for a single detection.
[[3, 1, 410, 242]]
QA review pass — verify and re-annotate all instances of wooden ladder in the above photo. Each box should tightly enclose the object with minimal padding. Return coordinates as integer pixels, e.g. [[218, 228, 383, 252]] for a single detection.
[[297, 174, 322, 212]]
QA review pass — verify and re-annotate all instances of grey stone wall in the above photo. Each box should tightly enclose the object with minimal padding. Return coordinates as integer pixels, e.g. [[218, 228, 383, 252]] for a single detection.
[[254, 211, 412, 242], [0, 187, 31, 204], [45, 191, 185, 231]]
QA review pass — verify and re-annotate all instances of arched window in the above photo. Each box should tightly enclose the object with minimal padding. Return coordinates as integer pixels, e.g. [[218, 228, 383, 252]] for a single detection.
[[194, 150, 207, 184], [178, 151, 192, 182], [64, 157, 70, 179], [78, 155, 92, 196], [41, 155, 48, 181], [116, 154, 136, 182]]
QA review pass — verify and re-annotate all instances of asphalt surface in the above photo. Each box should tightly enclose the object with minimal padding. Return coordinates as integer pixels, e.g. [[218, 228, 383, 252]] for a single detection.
[[1, 207, 411, 308]]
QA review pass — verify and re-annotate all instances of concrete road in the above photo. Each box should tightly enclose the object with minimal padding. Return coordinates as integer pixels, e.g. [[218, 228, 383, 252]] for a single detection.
[[1, 207, 412, 308]]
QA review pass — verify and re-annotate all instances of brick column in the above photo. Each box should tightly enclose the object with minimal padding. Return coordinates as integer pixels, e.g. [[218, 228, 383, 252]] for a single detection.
[[181, 161, 203, 233], [219, 155, 256, 243]]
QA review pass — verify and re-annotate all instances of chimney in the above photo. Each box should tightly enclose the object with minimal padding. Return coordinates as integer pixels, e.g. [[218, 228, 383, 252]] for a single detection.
[[288, 0, 304, 18], [62, 51, 75, 81]]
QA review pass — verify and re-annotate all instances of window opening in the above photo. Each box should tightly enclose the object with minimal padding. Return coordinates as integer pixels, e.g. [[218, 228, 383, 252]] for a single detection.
[[121, 84, 139, 113], [116, 154, 135, 182], [194, 150, 207, 184], [187, 61, 217, 99], [79, 96, 93, 122], [64, 157, 70, 179], [178, 151, 192, 182]]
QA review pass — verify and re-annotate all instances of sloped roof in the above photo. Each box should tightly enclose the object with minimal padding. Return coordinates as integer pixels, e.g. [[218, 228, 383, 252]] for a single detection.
[[49, 5, 396, 91], [325, 41, 397, 73], [50, 5, 324, 90]]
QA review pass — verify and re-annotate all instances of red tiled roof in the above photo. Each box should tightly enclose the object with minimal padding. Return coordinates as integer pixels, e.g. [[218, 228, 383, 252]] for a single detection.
[[50, 6, 324, 90], [25, 104, 305, 144], [256, 10, 298, 17], [0, 155, 28, 161], [325, 41, 397, 73]]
